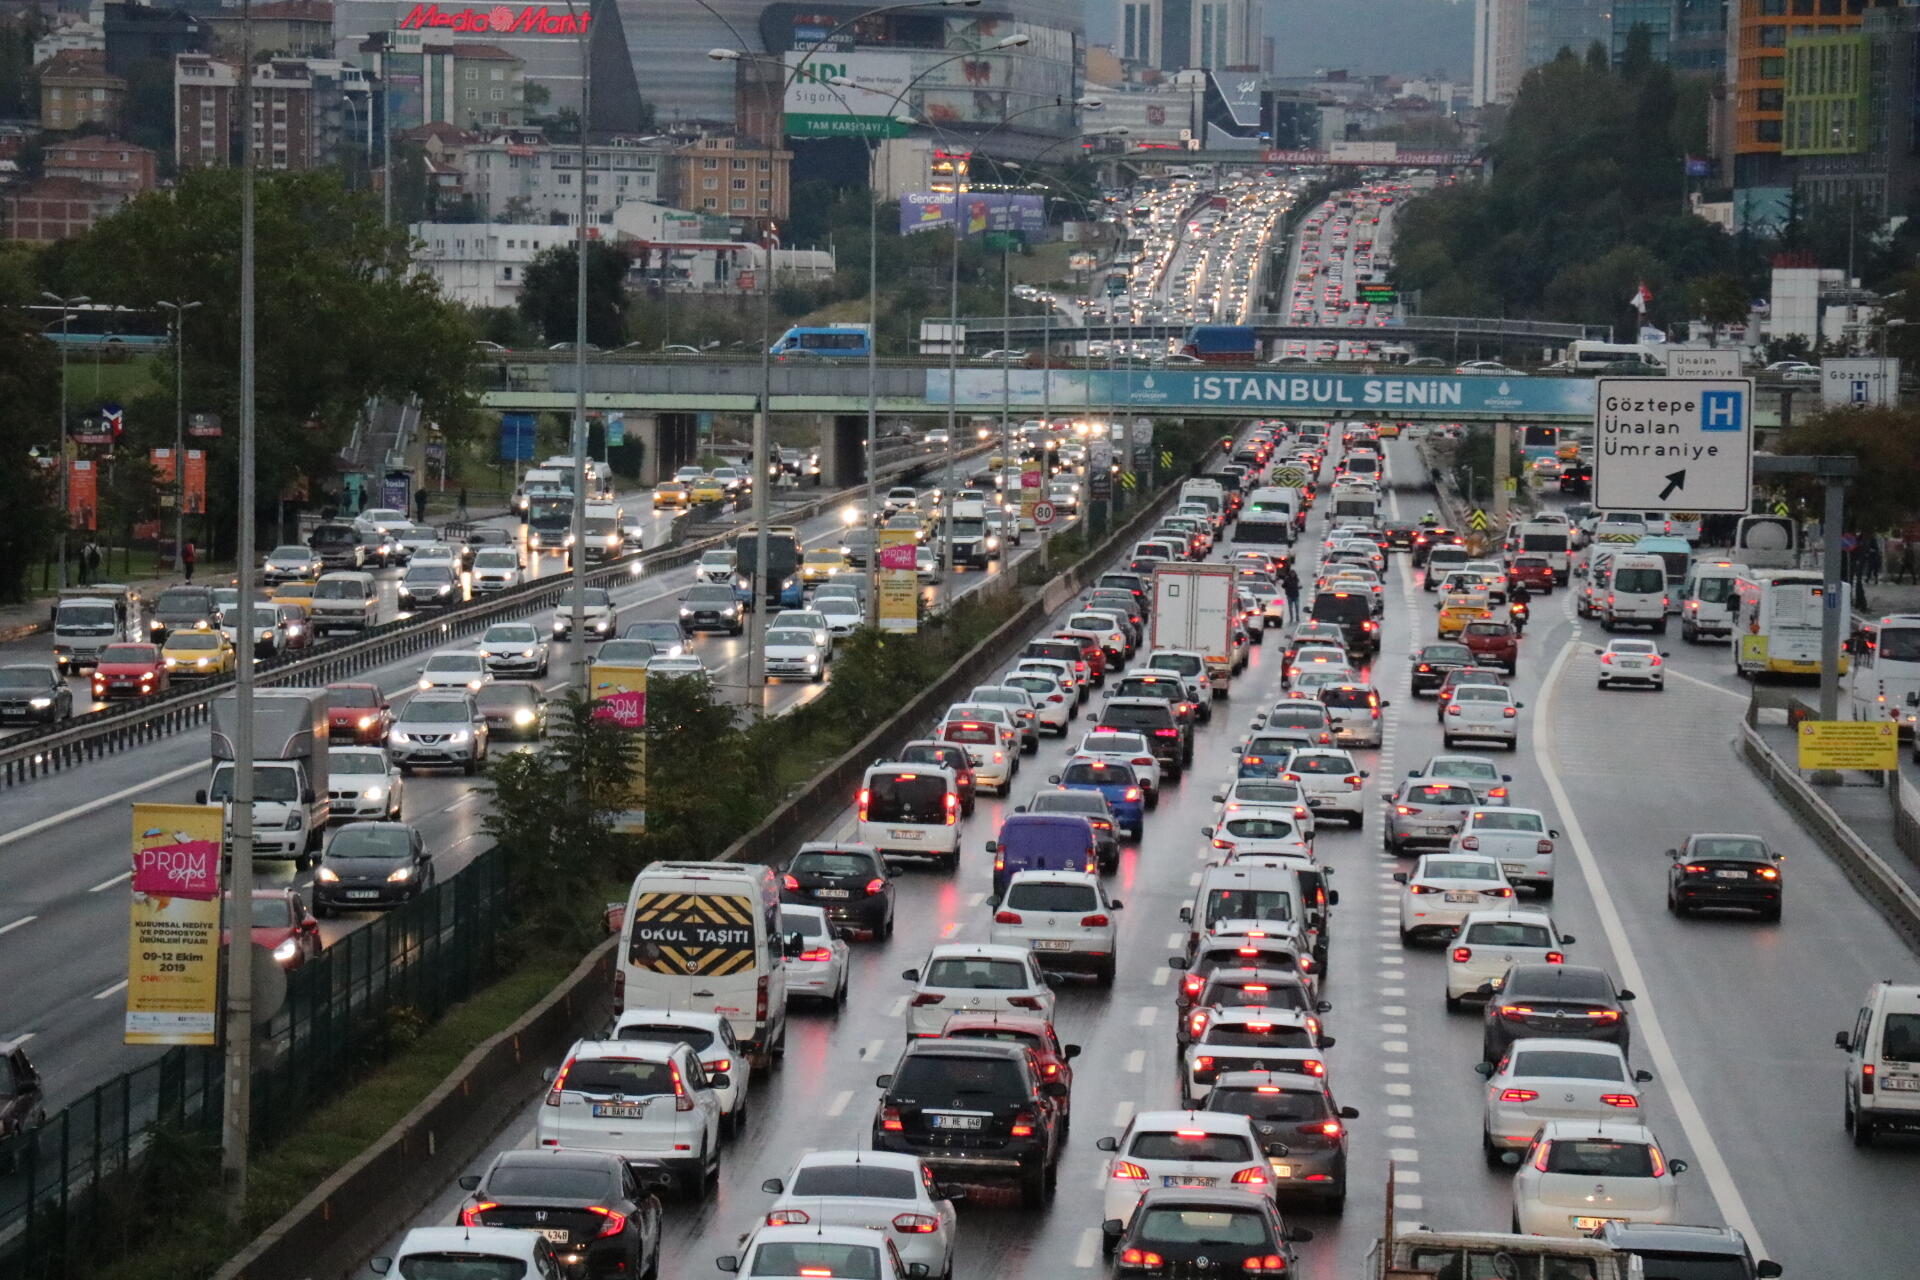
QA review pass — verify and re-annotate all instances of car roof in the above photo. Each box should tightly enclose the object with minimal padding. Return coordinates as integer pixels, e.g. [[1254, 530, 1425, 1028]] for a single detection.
[[1004, 868, 1101, 888], [1205, 1006, 1311, 1026], [1535, 1118, 1656, 1143], [1128, 1109, 1255, 1134], [750, 1224, 893, 1250], [613, 1008, 730, 1031], [939, 1010, 1054, 1035], [1597, 1222, 1748, 1254], [490, 1147, 623, 1174], [1459, 908, 1554, 927], [566, 1038, 686, 1063], [397, 1227, 547, 1259], [925, 942, 1032, 962], [791, 1148, 925, 1174], [900, 1037, 1027, 1062]]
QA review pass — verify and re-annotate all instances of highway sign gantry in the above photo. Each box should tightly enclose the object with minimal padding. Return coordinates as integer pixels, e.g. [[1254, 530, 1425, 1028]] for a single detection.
[[1592, 377, 1754, 514]]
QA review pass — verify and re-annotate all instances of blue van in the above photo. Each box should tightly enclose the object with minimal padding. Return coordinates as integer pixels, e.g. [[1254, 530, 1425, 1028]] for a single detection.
[[984, 814, 1100, 896]]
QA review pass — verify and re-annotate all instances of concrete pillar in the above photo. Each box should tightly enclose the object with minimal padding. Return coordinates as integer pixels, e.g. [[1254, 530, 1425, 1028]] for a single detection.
[[822, 414, 868, 489], [1493, 419, 1512, 531]]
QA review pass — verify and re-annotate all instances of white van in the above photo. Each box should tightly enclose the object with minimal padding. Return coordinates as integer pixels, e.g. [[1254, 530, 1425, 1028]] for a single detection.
[[1234, 486, 1300, 546], [618, 862, 789, 1063], [857, 761, 962, 866], [1601, 554, 1669, 634], [1837, 981, 1920, 1146], [1182, 862, 1311, 964], [1678, 559, 1747, 643]]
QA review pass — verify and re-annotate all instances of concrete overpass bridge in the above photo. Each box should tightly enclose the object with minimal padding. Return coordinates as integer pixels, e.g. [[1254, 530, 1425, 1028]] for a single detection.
[[954, 313, 1608, 356]]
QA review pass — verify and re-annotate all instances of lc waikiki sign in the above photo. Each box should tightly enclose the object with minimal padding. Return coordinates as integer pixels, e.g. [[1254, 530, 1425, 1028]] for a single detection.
[[398, 3, 591, 34]]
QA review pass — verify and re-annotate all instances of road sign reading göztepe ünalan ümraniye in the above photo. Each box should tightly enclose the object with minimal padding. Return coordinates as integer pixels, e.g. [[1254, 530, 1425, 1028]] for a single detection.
[[1592, 377, 1754, 514]]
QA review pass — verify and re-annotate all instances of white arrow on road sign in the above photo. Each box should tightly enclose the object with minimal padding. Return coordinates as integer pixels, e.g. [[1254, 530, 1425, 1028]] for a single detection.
[[1591, 377, 1754, 514]]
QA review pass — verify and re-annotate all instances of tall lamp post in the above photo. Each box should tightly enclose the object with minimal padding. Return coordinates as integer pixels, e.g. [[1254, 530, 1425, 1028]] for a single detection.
[[555, 0, 593, 689], [41, 291, 89, 590], [156, 298, 201, 573]]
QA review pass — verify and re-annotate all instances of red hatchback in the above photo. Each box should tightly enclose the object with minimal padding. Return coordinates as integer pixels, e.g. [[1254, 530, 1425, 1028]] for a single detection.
[[1459, 621, 1520, 673], [1507, 555, 1555, 595], [326, 682, 392, 744], [90, 642, 169, 701], [226, 888, 324, 969]]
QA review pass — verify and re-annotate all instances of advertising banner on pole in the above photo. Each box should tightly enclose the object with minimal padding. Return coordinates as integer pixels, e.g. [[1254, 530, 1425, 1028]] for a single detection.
[[878, 530, 920, 633], [125, 803, 223, 1046], [589, 664, 648, 832], [1019, 463, 1043, 524], [68, 458, 97, 530], [184, 450, 208, 515]]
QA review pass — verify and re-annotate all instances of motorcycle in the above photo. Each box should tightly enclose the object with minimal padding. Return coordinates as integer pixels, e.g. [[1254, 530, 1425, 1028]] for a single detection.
[[1510, 599, 1530, 634]]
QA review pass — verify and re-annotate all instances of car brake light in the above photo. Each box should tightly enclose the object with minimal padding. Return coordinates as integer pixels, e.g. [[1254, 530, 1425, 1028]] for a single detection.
[[866, 878, 887, 896], [799, 947, 832, 962], [1451, 946, 1471, 963], [671, 1060, 693, 1112], [460, 1201, 497, 1225], [893, 1213, 940, 1233], [1683, 864, 1709, 873], [783, 873, 800, 891], [1499, 1088, 1539, 1102], [995, 910, 1023, 924], [1502, 707, 1517, 718], [1111, 1160, 1149, 1180], [1601, 1093, 1639, 1108], [1489, 787, 1508, 800], [1183, 974, 1205, 996], [1863, 1064, 1876, 1094], [1081, 914, 1111, 927], [1408, 884, 1438, 894], [1230, 1166, 1269, 1185], [1447, 705, 1462, 716], [1649, 1145, 1667, 1177], [1586, 1009, 1620, 1022], [1125, 787, 1142, 800], [588, 1206, 628, 1237], [1534, 1142, 1553, 1172], [545, 1058, 573, 1106], [1193, 1056, 1215, 1074], [769, 1209, 811, 1226], [1120, 1250, 1165, 1267], [1301, 1059, 1325, 1076], [910, 993, 945, 1007], [1536, 839, 1554, 855], [1500, 1005, 1535, 1020], [1010, 1111, 1037, 1137], [882, 1106, 904, 1131], [1344, 775, 1362, 787], [1009, 996, 1043, 1010], [857, 788, 870, 820], [1488, 887, 1514, 898]]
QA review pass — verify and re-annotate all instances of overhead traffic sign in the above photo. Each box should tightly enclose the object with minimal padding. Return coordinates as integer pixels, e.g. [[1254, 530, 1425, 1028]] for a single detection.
[[1661, 348, 1742, 379], [1592, 377, 1753, 514], [1797, 720, 1898, 771]]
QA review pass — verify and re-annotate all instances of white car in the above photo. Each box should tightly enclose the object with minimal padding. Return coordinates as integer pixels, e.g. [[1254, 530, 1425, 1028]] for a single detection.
[[1395, 854, 1516, 944], [718, 1225, 922, 1280], [477, 622, 550, 678], [263, 545, 322, 583], [1289, 667, 1355, 700], [967, 685, 1042, 751], [999, 671, 1073, 734], [470, 547, 524, 592], [372, 1228, 558, 1279], [1280, 748, 1368, 827], [1096, 1110, 1276, 1223], [1444, 909, 1572, 1010], [1181, 1007, 1330, 1106], [1210, 778, 1315, 838], [418, 649, 492, 692], [1594, 638, 1667, 690], [816, 594, 865, 635], [1412, 753, 1513, 806], [781, 904, 850, 1007], [1318, 683, 1387, 748], [1453, 807, 1560, 897], [327, 745, 404, 821], [901, 943, 1056, 1039], [646, 654, 709, 684], [1073, 730, 1163, 800], [536, 1038, 727, 1197], [1204, 808, 1313, 861], [770, 608, 836, 656], [552, 587, 615, 640], [915, 545, 942, 582], [1015, 657, 1084, 704], [1441, 685, 1524, 750], [757, 1152, 959, 1279], [611, 1008, 754, 1137], [1480, 1040, 1653, 1162], [352, 506, 407, 536], [697, 549, 738, 584], [936, 714, 1017, 794], [764, 627, 829, 683], [1510, 1120, 1688, 1237], [411, 542, 460, 571], [988, 870, 1122, 984]]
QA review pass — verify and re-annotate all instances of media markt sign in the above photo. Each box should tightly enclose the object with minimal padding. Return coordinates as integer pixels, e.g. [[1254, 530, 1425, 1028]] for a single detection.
[[398, 3, 591, 34], [1592, 377, 1753, 514]]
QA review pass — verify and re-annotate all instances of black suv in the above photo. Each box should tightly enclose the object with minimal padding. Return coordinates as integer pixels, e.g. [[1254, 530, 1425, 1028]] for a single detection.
[[872, 1039, 1066, 1207], [1308, 590, 1378, 658], [1103, 1188, 1311, 1273], [1480, 963, 1636, 1064], [1095, 696, 1188, 776], [148, 585, 222, 643], [1110, 672, 1200, 737]]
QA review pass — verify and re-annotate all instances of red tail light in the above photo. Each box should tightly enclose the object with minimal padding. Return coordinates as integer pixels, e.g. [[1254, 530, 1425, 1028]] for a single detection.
[[910, 993, 945, 1007], [1300, 1119, 1343, 1138], [1451, 946, 1471, 963], [757, 974, 770, 1022], [1601, 1094, 1640, 1108], [1447, 705, 1462, 716], [671, 1059, 694, 1112], [1230, 1166, 1270, 1185], [782, 873, 800, 891], [1008, 996, 1043, 1010], [857, 787, 870, 820], [1192, 1055, 1215, 1074], [1488, 786, 1508, 800], [1344, 775, 1362, 787], [893, 1213, 940, 1233], [1534, 1142, 1553, 1172], [768, 1209, 811, 1226], [1112, 1160, 1149, 1180], [588, 1206, 628, 1237], [1242, 1256, 1287, 1271], [882, 1105, 904, 1131], [1010, 1111, 1037, 1137], [1488, 887, 1514, 898], [460, 1201, 498, 1225], [1133, 756, 1156, 766], [1500, 1088, 1539, 1102], [1081, 914, 1111, 927], [1154, 728, 1178, 737], [1500, 1005, 1535, 1020], [1586, 1009, 1621, 1023], [545, 1057, 573, 1106], [1545, 951, 1565, 964], [1502, 707, 1517, 718], [1120, 1249, 1165, 1267], [799, 947, 833, 962], [1301, 1059, 1325, 1076], [1863, 1064, 1876, 1094], [1125, 787, 1142, 800], [1183, 974, 1205, 997], [710, 1058, 731, 1074], [866, 878, 887, 896], [995, 910, 1023, 924], [1408, 884, 1439, 894]]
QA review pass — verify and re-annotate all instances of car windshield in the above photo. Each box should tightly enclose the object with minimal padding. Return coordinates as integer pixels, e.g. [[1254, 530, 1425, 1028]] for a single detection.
[[766, 630, 815, 647], [1544, 1140, 1656, 1177], [924, 958, 1031, 990], [1102, 705, 1171, 730], [749, 1244, 880, 1279], [484, 625, 539, 645], [0, 668, 52, 688], [1881, 1013, 1920, 1063], [1062, 761, 1131, 786], [1509, 968, 1615, 1000], [327, 827, 412, 860], [102, 645, 160, 664], [1231, 783, 1302, 805], [789, 1164, 918, 1200], [1266, 706, 1329, 729], [474, 549, 518, 567], [1405, 784, 1474, 805], [58, 604, 117, 627], [1420, 645, 1473, 664], [1202, 1022, 1315, 1048], [1204, 889, 1293, 926], [425, 655, 479, 673], [332, 751, 385, 775], [1319, 687, 1375, 709], [1128, 1131, 1254, 1162], [477, 686, 535, 711], [1452, 687, 1510, 704], [396, 1255, 527, 1280], [1149, 654, 1203, 676], [685, 587, 735, 605], [1612, 641, 1658, 655], [1135, 1208, 1271, 1248], [1223, 818, 1296, 840], [1472, 811, 1544, 832], [1463, 623, 1512, 638], [403, 700, 472, 724], [598, 641, 656, 664], [1423, 860, 1501, 881], [486, 1165, 615, 1198], [1208, 1087, 1327, 1122], [867, 772, 949, 823], [616, 1022, 716, 1052], [170, 633, 221, 650], [1465, 920, 1552, 947], [207, 766, 299, 803], [1288, 755, 1351, 776], [248, 897, 297, 928], [314, 580, 364, 600], [1509, 1049, 1626, 1081], [792, 850, 878, 879], [1090, 733, 1150, 754], [891, 1053, 1025, 1097], [329, 685, 379, 708], [1004, 676, 1054, 697], [1006, 881, 1099, 911], [563, 1058, 674, 1096], [1614, 568, 1665, 593]]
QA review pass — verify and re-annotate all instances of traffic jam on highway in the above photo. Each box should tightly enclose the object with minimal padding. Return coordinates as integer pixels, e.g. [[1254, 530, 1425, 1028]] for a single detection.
[[8, 176, 1920, 1280]]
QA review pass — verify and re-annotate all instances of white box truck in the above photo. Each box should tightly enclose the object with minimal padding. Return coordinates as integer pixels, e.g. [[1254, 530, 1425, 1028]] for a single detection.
[[200, 687, 331, 865], [1150, 563, 1235, 695]]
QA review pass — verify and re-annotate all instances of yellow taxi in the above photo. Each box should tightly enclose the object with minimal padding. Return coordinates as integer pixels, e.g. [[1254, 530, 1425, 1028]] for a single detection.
[[1375, 421, 1403, 438], [652, 481, 690, 509], [801, 548, 850, 585], [1436, 593, 1493, 639], [689, 475, 727, 504], [271, 579, 318, 610], [161, 627, 238, 678]]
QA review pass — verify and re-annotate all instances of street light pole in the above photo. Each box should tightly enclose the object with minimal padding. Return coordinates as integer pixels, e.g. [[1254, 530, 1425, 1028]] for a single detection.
[[566, 0, 591, 690], [41, 292, 88, 590], [746, 223, 777, 711], [158, 298, 201, 573]]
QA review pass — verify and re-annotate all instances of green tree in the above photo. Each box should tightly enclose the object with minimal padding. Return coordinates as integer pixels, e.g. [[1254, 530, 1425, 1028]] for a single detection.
[[0, 302, 64, 601], [1692, 273, 1749, 343], [519, 240, 630, 347], [1776, 406, 1920, 534], [1619, 22, 1656, 80], [53, 168, 482, 560]]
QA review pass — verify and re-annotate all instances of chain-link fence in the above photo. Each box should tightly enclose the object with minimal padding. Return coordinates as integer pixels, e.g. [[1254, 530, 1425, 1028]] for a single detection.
[[0, 844, 512, 1279]]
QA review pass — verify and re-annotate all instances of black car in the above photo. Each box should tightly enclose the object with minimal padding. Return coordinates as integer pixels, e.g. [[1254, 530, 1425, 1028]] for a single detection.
[[0, 664, 73, 725], [1021, 790, 1121, 871], [1381, 521, 1418, 551], [1096, 572, 1151, 611], [1307, 590, 1377, 658], [781, 842, 894, 939], [458, 1148, 667, 1279], [1177, 967, 1329, 1049], [1110, 672, 1200, 738], [0, 1041, 45, 1147], [1103, 1188, 1311, 1274], [312, 822, 433, 916], [679, 584, 744, 635], [1559, 461, 1593, 495], [399, 564, 461, 610], [896, 740, 977, 816], [476, 682, 547, 741], [1480, 963, 1636, 1064], [148, 585, 221, 643], [872, 1039, 1066, 1207], [1204, 1074, 1358, 1211], [1096, 696, 1188, 776], [1596, 1222, 1782, 1280], [1411, 528, 1464, 568], [1409, 642, 1475, 695], [621, 619, 686, 656], [1666, 832, 1784, 920]]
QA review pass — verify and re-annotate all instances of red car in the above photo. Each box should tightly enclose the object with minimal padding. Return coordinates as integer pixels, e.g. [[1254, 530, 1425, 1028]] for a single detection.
[[225, 888, 324, 969], [90, 642, 169, 701], [327, 682, 392, 744], [1508, 555, 1555, 595], [1461, 619, 1521, 673]]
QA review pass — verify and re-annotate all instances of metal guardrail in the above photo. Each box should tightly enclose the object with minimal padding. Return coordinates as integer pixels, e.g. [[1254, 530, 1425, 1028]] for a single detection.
[[0, 447, 974, 791]]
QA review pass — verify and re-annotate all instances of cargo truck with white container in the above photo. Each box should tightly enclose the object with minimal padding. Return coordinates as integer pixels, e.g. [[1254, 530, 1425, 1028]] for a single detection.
[[1150, 563, 1235, 695], [198, 687, 331, 864]]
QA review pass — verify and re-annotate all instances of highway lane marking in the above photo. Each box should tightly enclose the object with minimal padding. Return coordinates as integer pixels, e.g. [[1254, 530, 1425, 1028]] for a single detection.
[[5, 1032, 31, 1044], [1394, 1168, 1421, 1183], [1073, 1228, 1099, 1270], [93, 979, 128, 1000], [1533, 637, 1769, 1260], [1387, 1105, 1414, 1118], [0, 761, 203, 851], [885, 995, 907, 1017], [1151, 967, 1172, 986], [1164, 931, 1184, 949], [1388, 1126, 1417, 1139], [1135, 1006, 1157, 1026], [1380, 1005, 1406, 1016], [89, 871, 132, 892], [0, 915, 37, 936], [1383, 1083, 1411, 1096], [863, 1037, 887, 1059], [1390, 1147, 1420, 1161], [1396, 1194, 1423, 1210], [1665, 665, 1745, 701], [1111, 1099, 1134, 1125], [827, 1090, 853, 1117], [1381, 1061, 1409, 1074], [1124, 1049, 1146, 1073], [1380, 986, 1404, 996]]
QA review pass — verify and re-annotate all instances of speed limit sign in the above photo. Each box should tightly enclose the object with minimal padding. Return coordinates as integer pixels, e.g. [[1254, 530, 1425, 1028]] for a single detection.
[[1033, 501, 1058, 527]]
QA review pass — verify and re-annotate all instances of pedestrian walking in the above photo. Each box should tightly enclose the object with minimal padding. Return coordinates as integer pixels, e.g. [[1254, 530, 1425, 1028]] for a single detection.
[[1865, 535, 1884, 585], [182, 541, 197, 582], [83, 541, 102, 585], [456, 486, 469, 521], [1280, 564, 1301, 616], [414, 487, 429, 523]]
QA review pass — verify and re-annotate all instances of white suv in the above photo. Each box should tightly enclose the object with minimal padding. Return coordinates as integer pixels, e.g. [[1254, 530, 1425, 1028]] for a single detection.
[[1095, 1110, 1275, 1223], [988, 871, 1123, 985], [610, 1009, 753, 1138], [900, 943, 1056, 1039], [537, 1039, 727, 1198]]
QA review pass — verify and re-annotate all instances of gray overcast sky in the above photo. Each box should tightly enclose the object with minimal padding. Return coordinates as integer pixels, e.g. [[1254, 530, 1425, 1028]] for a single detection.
[[1268, 0, 1471, 80]]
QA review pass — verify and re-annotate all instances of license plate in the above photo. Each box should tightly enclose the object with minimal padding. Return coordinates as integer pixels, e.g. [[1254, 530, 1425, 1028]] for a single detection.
[[346, 890, 380, 900], [1573, 1217, 1624, 1232], [1032, 939, 1073, 951], [1163, 1175, 1216, 1188], [1420, 826, 1452, 836], [814, 888, 851, 899], [1268, 1162, 1294, 1178], [1305, 796, 1328, 807], [1445, 891, 1479, 903], [889, 829, 925, 841], [1882, 1076, 1919, 1091], [539, 1229, 570, 1244], [591, 1103, 646, 1118], [930, 1114, 983, 1130], [1716, 869, 1749, 879], [1502, 863, 1527, 875]]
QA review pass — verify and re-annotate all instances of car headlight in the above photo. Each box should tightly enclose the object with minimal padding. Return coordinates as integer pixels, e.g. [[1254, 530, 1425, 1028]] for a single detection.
[[361, 784, 388, 802], [448, 729, 470, 742], [436, 585, 450, 595], [553, 620, 567, 633], [722, 605, 737, 617], [196, 658, 209, 668], [315, 866, 339, 883], [605, 535, 619, 547], [28, 696, 51, 708], [387, 866, 413, 882], [272, 938, 300, 963], [513, 708, 536, 726], [285, 813, 303, 830], [466, 679, 483, 691], [521, 649, 537, 658]]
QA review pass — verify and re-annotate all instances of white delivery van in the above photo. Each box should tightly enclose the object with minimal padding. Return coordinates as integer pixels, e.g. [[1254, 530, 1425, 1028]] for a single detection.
[[618, 862, 790, 1063], [1600, 554, 1670, 633], [856, 761, 962, 866], [1234, 487, 1300, 546], [1509, 521, 1573, 585], [1837, 981, 1920, 1146], [1679, 559, 1747, 643]]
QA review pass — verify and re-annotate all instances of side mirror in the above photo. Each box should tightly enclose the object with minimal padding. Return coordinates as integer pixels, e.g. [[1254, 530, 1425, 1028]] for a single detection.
[[901, 969, 920, 983], [194, 789, 209, 805], [1835, 1031, 1853, 1051], [1474, 981, 1495, 997], [1200, 826, 1214, 838], [370, 1261, 393, 1276], [1668, 1158, 1689, 1175], [1559, 933, 1576, 945], [1178, 906, 1193, 923], [1473, 1061, 1494, 1078], [942, 1186, 968, 1203], [708, 1072, 730, 1090], [1634, 1069, 1654, 1083], [1109, 900, 1124, 910], [1406, 768, 1421, 777], [1014, 805, 1028, 813], [1064, 1044, 1083, 1060], [1043, 1079, 1070, 1098], [909, 1266, 931, 1278], [1283, 1227, 1314, 1244], [1326, 889, 1340, 906], [1392, 872, 1408, 884], [984, 894, 1002, 909], [1379, 699, 1390, 708], [1101, 1219, 1126, 1241], [875, 1073, 893, 1089], [1549, 829, 1561, 839], [1502, 774, 1513, 782], [1048, 775, 1062, 785], [716, 1257, 741, 1274], [1756, 1262, 1784, 1279], [1616, 989, 1636, 1001], [457, 1174, 482, 1191], [983, 840, 998, 854], [1664, 848, 1680, 859], [1167, 955, 1189, 971], [542, 1066, 558, 1083], [1338, 1106, 1359, 1119], [1315, 1000, 1333, 1014], [1360, 770, 1370, 778], [1317, 1036, 1337, 1048], [760, 1177, 785, 1194]]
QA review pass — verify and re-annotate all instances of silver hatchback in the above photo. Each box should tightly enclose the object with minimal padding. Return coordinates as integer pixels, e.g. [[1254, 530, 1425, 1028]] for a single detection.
[[1381, 779, 1479, 854]]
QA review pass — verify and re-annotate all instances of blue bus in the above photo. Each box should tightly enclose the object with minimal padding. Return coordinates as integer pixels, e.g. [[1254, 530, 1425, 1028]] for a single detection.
[[1520, 425, 1560, 466], [770, 325, 872, 360], [30, 304, 170, 349]]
